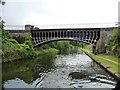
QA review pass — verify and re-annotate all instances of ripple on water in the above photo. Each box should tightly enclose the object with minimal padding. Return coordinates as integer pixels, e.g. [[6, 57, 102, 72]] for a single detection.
[[3, 52, 117, 88]]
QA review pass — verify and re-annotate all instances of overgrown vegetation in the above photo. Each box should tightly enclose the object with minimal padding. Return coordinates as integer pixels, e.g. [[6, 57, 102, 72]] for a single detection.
[[41, 41, 78, 54], [36, 48, 58, 69], [107, 28, 120, 57], [2, 29, 37, 62], [2, 27, 82, 63], [41, 40, 83, 55]]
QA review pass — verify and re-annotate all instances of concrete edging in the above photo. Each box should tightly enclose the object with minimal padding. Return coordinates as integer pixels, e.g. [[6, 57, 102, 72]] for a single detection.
[[82, 50, 120, 81]]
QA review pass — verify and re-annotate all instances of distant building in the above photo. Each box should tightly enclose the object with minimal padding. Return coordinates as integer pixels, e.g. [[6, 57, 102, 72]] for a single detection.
[[25, 25, 34, 31]]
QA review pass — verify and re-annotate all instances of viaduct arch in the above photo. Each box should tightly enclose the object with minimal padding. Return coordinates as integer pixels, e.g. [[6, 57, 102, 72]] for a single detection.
[[26, 25, 102, 54], [5, 25, 114, 54]]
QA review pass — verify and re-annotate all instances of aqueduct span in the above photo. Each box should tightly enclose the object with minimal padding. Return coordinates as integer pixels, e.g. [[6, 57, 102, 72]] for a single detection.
[[24, 25, 114, 54]]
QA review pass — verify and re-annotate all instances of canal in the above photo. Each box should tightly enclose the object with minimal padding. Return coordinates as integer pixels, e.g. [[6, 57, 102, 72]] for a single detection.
[[2, 50, 117, 88]]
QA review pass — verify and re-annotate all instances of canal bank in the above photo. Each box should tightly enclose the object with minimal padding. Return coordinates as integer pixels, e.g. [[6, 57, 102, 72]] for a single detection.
[[81, 48, 120, 81]]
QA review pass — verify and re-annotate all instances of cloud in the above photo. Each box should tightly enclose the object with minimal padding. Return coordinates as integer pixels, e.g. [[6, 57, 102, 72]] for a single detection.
[[2, 0, 119, 26]]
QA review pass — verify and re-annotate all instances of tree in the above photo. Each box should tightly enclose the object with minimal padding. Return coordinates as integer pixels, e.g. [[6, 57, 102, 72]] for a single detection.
[[107, 28, 120, 57]]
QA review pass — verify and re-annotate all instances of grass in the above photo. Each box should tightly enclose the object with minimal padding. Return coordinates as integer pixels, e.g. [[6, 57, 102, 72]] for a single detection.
[[81, 45, 120, 75], [89, 54, 120, 74], [83, 44, 92, 52], [98, 54, 119, 63]]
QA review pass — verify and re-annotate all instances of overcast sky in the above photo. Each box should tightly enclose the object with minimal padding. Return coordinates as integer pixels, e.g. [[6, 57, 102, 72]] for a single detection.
[[1, 0, 120, 28]]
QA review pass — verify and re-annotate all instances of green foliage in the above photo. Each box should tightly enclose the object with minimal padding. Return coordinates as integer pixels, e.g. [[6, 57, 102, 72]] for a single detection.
[[107, 28, 120, 57], [70, 41, 83, 47], [2, 28, 84, 63], [41, 41, 81, 54], [2, 30, 37, 62], [18, 43, 36, 59], [2, 29, 11, 39], [40, 41, 60, 50], [37, 48, 58, 59], [2, 38, 21, 62], [24, 33, 32, 41], [56, 41, 70, 54], [36, 48, 58, 68], [19, 66, 29, 72]]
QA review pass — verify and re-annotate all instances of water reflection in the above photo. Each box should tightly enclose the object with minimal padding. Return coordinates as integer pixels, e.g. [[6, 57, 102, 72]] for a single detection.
[[2, 58, 55, 85], [2, 50, 117, 88]]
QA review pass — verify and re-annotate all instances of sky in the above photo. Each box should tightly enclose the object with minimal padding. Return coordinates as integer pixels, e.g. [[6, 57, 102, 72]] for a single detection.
[[1, 0, 120, 29]]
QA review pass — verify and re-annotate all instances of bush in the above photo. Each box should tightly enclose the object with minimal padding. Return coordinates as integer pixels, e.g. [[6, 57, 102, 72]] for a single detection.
[[2, 38, 21, 62], [36, 48, 58, 68], [2, 30, 37, 62], [107, 29, 120, 57], [2, 29, 11, 39]]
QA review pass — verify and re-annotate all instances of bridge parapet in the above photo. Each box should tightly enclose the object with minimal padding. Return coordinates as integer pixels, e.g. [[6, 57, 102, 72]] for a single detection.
[[30, 26, 100, 48], [30, 25, 115, 54]]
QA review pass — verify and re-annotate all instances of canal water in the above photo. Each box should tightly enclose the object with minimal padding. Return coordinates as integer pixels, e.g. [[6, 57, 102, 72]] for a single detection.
[[2, 50, 117, 88]]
